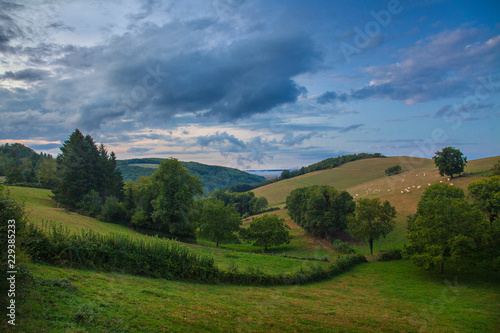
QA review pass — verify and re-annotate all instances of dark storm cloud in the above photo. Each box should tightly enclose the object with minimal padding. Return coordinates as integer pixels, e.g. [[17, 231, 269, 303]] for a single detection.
[[106, 33, 319, 123]]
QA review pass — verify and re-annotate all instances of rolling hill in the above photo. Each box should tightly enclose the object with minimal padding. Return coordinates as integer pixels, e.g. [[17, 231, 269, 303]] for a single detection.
[[252, 156, 498, 207], [5, 155, 499, 332], [117, 158, 265, 194]]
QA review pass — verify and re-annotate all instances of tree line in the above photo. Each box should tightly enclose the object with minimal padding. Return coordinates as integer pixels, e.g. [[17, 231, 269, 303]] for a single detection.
[[0, 143, 55, 187], [36, 129, 283, 247]]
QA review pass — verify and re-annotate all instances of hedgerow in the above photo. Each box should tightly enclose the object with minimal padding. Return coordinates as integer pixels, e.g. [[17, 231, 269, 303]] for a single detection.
[[22, 221, 367, 285]]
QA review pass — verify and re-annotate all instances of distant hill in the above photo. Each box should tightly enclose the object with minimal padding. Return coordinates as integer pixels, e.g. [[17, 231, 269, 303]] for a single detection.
[[253, 156, 499, 207], [117, 159, 265, 195]]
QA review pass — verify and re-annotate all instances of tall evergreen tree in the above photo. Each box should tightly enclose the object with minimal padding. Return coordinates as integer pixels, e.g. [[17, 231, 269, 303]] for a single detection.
[[54, 129, 123, 206]]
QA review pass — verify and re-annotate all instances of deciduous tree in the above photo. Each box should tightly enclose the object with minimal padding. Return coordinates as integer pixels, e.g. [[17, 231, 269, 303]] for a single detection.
[[242, 214, 291, 251], [403, 183, 490, 274], [287, 185, 355, 241], [468, 176, 500, 224], [432, 146, 467, 179], [347, 198, 396, 255], [198, 199, 241, 247], [149, 158, 203, 236]]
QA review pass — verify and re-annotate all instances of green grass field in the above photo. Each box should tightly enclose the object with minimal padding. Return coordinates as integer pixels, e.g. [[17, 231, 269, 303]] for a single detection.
[[6, 155, 500, 332], [12, 260, 499, 332], [7, 186, 333, 274]]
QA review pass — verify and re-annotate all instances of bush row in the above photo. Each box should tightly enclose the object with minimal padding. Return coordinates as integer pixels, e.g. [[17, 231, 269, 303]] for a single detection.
[[21, 221, 367, 285], [22, 221, 217, 282]]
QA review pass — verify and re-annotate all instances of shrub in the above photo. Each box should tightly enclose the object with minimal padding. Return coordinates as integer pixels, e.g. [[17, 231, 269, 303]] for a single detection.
[[331, 239, 355, 254], [385, 165, 402, 176], [79, 190, 103, 217], [378, 248, 402, 261], [100, 196, 128, 224]]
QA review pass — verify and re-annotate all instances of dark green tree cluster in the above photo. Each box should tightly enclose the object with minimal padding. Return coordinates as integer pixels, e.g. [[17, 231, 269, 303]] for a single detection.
[[385, 165, 402, 176], [0, 143, 55, 186], [403, 183, 499, 274], [53, 129, 124, 207], [125, 158, 203, 238], [210, 189, 268, 217], [192, 196, 288, 249], [286, 185, 355, 241]]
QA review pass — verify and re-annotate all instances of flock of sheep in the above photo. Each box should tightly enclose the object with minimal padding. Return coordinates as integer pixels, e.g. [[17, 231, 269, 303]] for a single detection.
[[353, 172, 454, 199]]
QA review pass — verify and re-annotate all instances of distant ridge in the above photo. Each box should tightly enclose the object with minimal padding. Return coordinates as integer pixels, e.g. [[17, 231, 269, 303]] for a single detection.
[[117, 159, 265, 195]]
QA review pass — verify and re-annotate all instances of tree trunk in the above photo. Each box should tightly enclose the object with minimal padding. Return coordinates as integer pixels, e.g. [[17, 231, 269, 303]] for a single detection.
[[439, 261, 444, 274], [369, 238, 373, 256]]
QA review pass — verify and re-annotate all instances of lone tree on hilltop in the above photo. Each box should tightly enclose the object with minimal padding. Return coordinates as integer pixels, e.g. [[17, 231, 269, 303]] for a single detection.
[[432, 147, 467, 179], [347, 198, 396, 256]]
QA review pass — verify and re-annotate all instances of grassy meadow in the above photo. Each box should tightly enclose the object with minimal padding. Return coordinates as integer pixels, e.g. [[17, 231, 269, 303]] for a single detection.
[[5, 155, 500, 332]]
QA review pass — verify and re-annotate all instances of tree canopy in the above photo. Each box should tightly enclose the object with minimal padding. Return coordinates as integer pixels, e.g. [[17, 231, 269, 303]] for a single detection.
[[403, 183, 494, 274], [149, 158, 203, 236], [432, 146, 467, 179], [198, 199, 242, 247], [347, 198, 396, 255], [53, 129, 123, 206], [468, 176, 500, 224], [286, 185, 355, 241], [242, 214, 291, 251]]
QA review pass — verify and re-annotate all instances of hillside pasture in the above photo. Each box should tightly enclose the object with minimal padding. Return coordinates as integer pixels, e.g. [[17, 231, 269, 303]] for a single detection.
[[252, 157, 435, 206], [8, 186, 333, 274], [15, 260, 500, 333]]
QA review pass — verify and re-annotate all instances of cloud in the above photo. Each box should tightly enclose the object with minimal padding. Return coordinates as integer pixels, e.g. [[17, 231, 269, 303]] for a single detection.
[[2, 68, 51, 82], [281, 132, 318, 146], [317, 91, 348, 104], [340, 124, 363, 133], [197, 131, 246, 150], [434, 103, 494, 120], [318, 27, 500, 105]]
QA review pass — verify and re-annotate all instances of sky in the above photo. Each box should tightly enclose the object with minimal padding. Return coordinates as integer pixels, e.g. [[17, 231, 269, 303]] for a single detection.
[[1, 0, 499, 170]]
